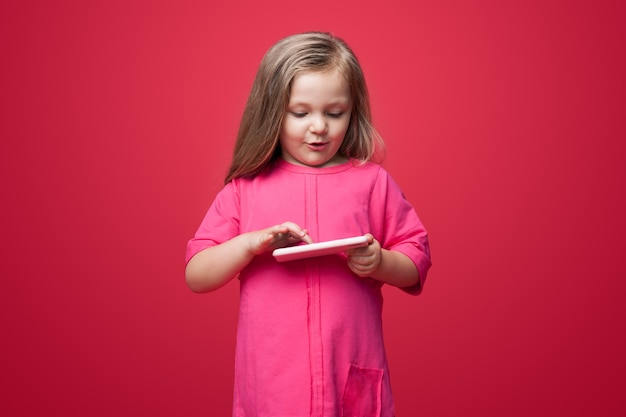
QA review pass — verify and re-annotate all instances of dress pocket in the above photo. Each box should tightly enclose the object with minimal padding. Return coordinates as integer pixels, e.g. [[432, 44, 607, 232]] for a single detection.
[[341, 363, 383, 417]]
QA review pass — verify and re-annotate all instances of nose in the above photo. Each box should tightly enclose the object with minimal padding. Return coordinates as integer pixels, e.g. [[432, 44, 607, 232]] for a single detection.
[[309, 114, 328, 134]]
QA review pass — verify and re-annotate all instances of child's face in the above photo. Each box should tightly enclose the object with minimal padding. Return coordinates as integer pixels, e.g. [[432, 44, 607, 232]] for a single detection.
[[279, 69, 352, 168]]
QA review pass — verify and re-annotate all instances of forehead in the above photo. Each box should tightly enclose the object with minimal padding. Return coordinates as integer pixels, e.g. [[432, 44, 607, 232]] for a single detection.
[[288, 69, 351, 104]]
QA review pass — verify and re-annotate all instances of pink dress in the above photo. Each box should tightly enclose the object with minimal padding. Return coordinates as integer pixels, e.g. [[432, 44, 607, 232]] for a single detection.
[[186, 159, 431, 417]]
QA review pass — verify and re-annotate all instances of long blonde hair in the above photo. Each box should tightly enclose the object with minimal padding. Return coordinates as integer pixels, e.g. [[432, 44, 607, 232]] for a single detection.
[[225, 32, 384, 183]]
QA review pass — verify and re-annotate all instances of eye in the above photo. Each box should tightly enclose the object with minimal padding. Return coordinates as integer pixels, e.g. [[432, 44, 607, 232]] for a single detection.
[[290, 111, 307, 118], [327, 112, 344, 118]]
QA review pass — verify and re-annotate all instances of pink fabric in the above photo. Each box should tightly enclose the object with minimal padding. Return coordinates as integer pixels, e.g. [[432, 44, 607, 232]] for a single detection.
[[186, 159, 431, 416], [342, 364, 383, 417]]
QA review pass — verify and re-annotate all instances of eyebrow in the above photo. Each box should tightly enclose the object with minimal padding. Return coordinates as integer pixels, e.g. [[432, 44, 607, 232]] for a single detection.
[[287, 98, 351, 106]]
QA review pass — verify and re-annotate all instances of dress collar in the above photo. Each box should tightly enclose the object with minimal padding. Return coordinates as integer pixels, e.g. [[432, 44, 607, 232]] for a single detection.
[[274, 158, 356, 175]]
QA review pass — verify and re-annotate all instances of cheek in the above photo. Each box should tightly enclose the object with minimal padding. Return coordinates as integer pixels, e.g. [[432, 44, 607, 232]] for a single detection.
[[280, 120, 300, 138], [278, 122, 294, 143], [333, 120, 351, 138]]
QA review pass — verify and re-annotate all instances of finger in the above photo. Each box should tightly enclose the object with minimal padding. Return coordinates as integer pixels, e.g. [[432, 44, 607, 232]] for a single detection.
[[281, 222, 313, 244], [348, 262, 370, 277], [283, 229, 311, 244], [349, 259, 369, 269], [297, 230, 313, 244]]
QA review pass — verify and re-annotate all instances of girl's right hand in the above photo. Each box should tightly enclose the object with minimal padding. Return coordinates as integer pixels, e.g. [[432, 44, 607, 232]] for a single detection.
[[247, 222, 313, 255], [186, 222, 313, 293]]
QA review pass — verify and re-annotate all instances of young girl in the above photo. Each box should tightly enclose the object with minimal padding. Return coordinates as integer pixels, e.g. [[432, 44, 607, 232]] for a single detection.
[[186, 32, 431, 417]]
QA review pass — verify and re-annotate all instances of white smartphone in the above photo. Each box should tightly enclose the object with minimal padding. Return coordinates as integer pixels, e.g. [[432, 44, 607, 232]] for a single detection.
[[272, 235, 369, 262]]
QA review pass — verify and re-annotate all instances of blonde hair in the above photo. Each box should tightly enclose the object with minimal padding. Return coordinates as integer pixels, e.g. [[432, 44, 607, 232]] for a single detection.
[[225, 32, 384, 183]]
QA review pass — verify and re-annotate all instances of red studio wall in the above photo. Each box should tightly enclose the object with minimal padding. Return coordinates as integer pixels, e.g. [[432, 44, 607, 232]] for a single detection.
[[1, 1, 625, 416]]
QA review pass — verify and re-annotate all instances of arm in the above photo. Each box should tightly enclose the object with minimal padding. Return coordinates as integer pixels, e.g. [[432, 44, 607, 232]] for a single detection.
[[346, 234, 420, 289], [185, 222, 312, 293]]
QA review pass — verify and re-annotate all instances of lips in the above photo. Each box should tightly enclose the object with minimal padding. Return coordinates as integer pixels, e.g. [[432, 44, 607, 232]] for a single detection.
[[306, 142, 328, 150]]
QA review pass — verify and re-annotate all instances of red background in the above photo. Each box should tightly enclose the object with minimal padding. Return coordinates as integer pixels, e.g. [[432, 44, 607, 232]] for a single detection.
[[2, 1, 625, 416]]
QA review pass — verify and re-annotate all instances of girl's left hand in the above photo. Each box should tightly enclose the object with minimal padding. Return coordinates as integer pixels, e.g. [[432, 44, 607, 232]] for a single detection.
[[346, 234, 381, 277]]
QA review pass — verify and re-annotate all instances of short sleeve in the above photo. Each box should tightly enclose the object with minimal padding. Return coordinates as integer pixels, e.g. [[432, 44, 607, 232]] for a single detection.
[[370, 169, 431, 295], [185, 181, 241, 264]]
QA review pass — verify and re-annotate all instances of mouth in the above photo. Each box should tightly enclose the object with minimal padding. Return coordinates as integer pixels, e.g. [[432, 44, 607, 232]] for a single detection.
[[306, 142, 328, 150]]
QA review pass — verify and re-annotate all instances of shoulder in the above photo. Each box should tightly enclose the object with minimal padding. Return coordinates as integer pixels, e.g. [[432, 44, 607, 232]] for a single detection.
[[345, 160, 385, 176], [352, 162, 411, 204], [228, 164, 277, 185], [226, 164, 287, 197], [347, 161, 393, 185]]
